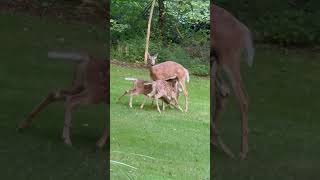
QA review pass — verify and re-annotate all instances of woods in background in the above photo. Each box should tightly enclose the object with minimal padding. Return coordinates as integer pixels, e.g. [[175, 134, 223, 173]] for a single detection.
[[216, 0, 320, 46], [111, 0, 210, 76]]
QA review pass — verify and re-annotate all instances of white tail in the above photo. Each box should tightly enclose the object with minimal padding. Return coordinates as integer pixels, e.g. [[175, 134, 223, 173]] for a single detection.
[[147, 54, 190, 112], [243, 27, 255, 67], [125, 77, 138, 81], [48, 51, 90, 62], [185, 69, 190, 83]]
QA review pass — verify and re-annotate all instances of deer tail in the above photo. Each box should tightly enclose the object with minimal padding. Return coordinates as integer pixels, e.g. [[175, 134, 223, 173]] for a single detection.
[[125, 77, 138, 81], [243, 29, 255, 67], [48, 51, 90, 62], [185, 69, 190, 83]]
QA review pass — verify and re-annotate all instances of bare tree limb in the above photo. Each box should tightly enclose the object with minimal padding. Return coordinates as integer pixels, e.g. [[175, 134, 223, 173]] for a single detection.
[[144, 0, 156, 64]]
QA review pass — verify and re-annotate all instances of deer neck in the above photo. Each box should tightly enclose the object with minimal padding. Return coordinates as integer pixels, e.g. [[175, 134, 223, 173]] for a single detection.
[[148, 63, 155, 74]]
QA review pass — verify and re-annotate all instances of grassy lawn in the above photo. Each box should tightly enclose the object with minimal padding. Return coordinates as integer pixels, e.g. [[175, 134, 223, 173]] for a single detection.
[[0, 13, 108, 179], [213, 46, 320, 179], [110, 64, 210, 179], [3, 9, 318, 180]]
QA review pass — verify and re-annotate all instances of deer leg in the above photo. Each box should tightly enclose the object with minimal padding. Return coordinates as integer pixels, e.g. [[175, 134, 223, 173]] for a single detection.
[[129, 95, 133, 108], [60, 85, 84, 96], [117, 90, 129, 102], [155, 98, 161, 113], [96, 126, 109, 148], [96, 104, 109, 149], [172, 97, 183, 112], [224, 64, 249, 159], [211, 61, 235, 158], [211, 82, 235, 158], [178, 80, 188, 112], [18, 90, 64, 131], [162, 100, 165, 111], [140, 96, 147, 109], [63, 91, 91, 146], [237, 82, 249, 160]]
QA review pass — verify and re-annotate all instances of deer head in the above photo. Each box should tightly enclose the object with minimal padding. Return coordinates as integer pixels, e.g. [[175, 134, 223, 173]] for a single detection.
[[147, 53, 158, 66], [165, 76, 180, 97]]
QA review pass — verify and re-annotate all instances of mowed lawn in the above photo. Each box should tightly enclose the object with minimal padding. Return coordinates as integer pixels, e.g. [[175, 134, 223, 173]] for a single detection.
[[0, 13, 108, 179], [213, 46, 320, 179], [110, 64, 210, 179]]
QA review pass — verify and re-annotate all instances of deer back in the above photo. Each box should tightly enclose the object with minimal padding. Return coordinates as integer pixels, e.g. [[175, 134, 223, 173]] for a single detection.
[[212, 4, 254, 66], [149, 61, 187, 81], [134, 79, 152, 95]]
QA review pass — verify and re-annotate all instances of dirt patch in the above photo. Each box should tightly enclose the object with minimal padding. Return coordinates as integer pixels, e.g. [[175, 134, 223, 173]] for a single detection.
[[111, 60, 148, 69]]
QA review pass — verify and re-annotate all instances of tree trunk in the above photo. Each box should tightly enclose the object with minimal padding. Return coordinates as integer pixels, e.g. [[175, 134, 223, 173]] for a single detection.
[[158, 0, 166, 46], [144, 0, 156, 64]]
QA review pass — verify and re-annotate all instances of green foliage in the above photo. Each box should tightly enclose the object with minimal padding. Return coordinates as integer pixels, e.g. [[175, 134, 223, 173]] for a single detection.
[[111, 0, 210, 76], [165, 0, 209, 24], [217, 0, 320, 46], [111, 36, 209, 76]]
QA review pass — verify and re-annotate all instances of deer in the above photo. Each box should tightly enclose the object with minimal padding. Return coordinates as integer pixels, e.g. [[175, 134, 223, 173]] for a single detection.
[[117, 77, 181, 110], [146, 77, 183, 113], [211, 4, 255, 160], [147, 53, 189, 112], [17, 51, 109, 149], [117, 77, 153, 108]]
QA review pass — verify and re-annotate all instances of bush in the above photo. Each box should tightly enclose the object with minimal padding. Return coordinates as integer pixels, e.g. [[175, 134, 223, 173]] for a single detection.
[[217, 0, 320, 46], [111, 36, 209, 76]]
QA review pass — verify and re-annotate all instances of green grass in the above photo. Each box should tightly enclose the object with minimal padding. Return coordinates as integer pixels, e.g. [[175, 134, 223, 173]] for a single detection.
[[110, 65, 210, 179], [3, 9, 318, 180], [213, 45, 320, 179], [0, 13, 107, 179]]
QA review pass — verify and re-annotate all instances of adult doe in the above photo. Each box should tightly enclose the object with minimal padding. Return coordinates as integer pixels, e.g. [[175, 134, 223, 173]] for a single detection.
[[211, 4, 254, 159], [147, 53, 189, 112]]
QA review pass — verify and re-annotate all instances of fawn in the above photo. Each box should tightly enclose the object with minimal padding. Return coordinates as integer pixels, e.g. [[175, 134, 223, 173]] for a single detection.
[[117, 77, 153, 108], [117, 77, 180, 110], [18, 51, 109, 148], [146, 77, 183, 113]]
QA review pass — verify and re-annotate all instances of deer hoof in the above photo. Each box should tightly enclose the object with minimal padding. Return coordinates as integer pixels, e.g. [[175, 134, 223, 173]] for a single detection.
[[16, 126, 24, 132], [63, 139, 73, 146], [96, 141, 105, 149], [17, 120, 30, 132], [239, 152, 248, 160]]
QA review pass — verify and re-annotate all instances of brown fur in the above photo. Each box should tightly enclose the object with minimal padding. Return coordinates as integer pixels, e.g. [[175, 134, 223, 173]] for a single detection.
[[211, 4, 254, 159], [147, 54, 189, 112], [18, 53, 109, 148], [117, 78, 153, 108], [147, 78, 182, 113]]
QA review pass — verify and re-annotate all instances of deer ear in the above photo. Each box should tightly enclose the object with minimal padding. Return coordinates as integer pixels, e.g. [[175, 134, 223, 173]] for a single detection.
[[154, 53, 158, 58]]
